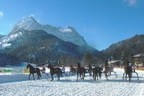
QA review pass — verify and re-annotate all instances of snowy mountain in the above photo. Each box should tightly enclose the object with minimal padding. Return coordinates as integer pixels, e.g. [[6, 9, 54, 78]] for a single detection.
[[0, 16, 103, 66], [10, 16, 87, 47], [1, 29, 86, 65]]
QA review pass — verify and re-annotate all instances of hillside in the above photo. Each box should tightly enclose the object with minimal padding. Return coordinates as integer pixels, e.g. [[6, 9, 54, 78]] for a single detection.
[[103, 34, 144, 59]]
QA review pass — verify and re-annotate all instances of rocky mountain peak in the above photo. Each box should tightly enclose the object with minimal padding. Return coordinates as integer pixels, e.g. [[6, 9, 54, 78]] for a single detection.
[[10, 16, 41, 34], [9, 16, 87, 46]]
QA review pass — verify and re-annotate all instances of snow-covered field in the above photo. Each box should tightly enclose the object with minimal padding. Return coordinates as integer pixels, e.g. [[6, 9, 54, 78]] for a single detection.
[[0, 68, 144, 96]]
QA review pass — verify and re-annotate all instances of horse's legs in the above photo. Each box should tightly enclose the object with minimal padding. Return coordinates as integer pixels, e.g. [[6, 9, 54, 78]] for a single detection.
[[51, 74, 54, 81], [107, 72, 110, 76], [98, 71, 102, 79], [28, 73, 31, 80], [32, 73, 35, 80], [80, 73, 82, 79], [125, 73, 129, 80], [122, 73, 125, 80], [93, 75, 95, 80], [100, 72, 102, 79], [39, 72, 41, 79], [93, 72, 96, 80], [89, 70, 92, 76], [46, 73, 50, 79], [80, 73, 82, 80], [96, 73, 98, 80], [125, 73, 127, 80], [79, 72, 82, 80], [57, 74, 59, 80], [81, 73, 83, 80], [58, 73, 61, 80], [82, 72, 85, 80], [77, 72, 79, 81], [123, 73, 128, 80], [37, 74, 40, 80], [95, 73, 97, 80], [77, 72, 80, 81], [134, 72, 139, 80], [89, 71, 91, 76], [61, 72, 63, 77], [37, 72, 41, 80], [105, 72, 108, 80], [109, 71, 111, 75], [128, 73, 132, 82], [114, 71, 117, 78], [81, 72, 85, 80]]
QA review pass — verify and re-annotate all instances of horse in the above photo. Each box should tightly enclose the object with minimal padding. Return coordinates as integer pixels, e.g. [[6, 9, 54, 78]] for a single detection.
[[123, 63, 139, 81], [26, 64, 41, 80], [47, 64, 62, 81], [93, 66, 103, 80], [76, 63, 86, 81], [104, 66, 117, 79], [132, 65, 139, 80], [103, 60, 117, 80], [88, 64, 92, 76], [70, 65, 77, 75], [123, 64, 133, 82], [108, 65, 117, 77], [61, 65, 66, 76], [40, 65, 50, 78]]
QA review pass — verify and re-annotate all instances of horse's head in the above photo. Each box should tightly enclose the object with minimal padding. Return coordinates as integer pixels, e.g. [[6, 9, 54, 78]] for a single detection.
[[70, 65, 73, 68], [27, 64, 31, 69], [77, 62, 81, 68], [47, 64, 52, 68]]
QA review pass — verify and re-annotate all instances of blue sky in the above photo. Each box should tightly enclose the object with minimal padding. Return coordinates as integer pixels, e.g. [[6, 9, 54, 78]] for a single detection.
[[0, 0, 144, 50]]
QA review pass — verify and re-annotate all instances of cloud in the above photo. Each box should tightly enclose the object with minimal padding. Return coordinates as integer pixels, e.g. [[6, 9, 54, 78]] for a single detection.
[[0, 11, 4, 17], [124, 0, 137, 6]]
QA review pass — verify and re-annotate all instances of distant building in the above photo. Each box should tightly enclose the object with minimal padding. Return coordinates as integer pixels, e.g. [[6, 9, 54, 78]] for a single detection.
[[133, 53, 144, 67], [108, 60, 122, 67]]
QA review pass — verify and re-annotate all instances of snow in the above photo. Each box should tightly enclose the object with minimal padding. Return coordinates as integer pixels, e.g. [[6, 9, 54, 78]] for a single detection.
[[0, 32, 23, 48], [0, 68, 144, 96], [108, 60, 121, 64], [133, 53, 144, 58], [1, 43, 11, 48], [13, 16, 41, 32], [59, 28, 73, 33], [3, 32, 22, 42]]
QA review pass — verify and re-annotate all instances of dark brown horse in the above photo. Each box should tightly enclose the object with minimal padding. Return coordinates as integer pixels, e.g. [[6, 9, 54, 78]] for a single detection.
[[123, 62, 133, 82], [123, 61, 139, 81], [47, 64, 62, 81], [88, 64, 92, 76], [26, 64, 41, 80], [103, 60, 110, 80], [76, 63, 86, 81], [93, 66, 103, 80]]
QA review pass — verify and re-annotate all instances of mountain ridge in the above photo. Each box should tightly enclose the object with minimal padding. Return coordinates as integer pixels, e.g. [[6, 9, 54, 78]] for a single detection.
[[0, 16, 103, 66], [103, 34, 144, 59], [10, 16, 87, 47]]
